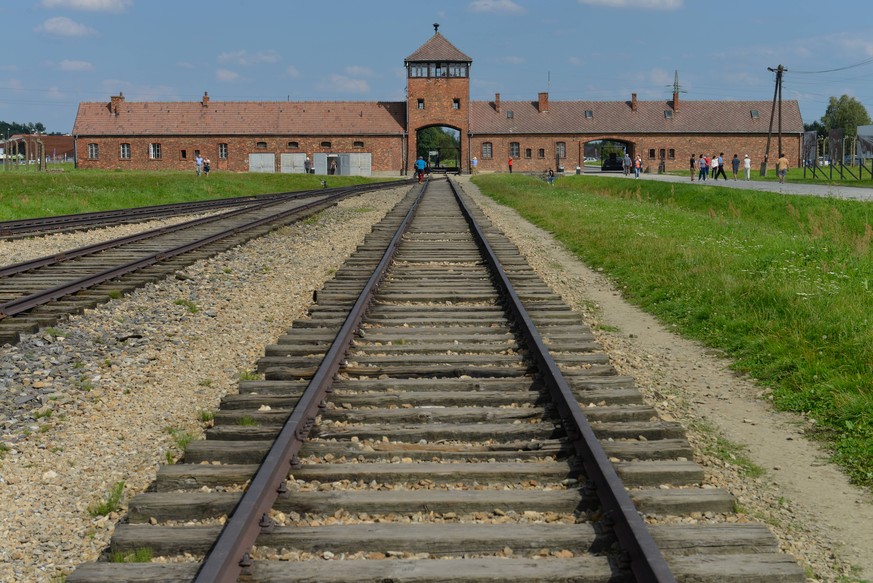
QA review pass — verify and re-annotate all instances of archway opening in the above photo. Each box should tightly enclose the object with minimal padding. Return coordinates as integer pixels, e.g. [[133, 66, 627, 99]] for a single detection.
[[416, 126, 461, 174], [584, 139, 634, 172]]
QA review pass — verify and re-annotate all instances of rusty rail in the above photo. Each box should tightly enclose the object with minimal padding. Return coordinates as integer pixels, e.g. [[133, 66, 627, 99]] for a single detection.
[[448, 177, 677, 583], [192, 181, 427, 583]]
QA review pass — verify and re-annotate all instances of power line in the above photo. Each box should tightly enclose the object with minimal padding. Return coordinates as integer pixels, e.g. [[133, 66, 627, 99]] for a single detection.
[[791, 56, 873, 75]]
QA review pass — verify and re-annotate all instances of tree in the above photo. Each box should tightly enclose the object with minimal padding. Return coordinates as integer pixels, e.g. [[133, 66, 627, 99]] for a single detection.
[[821, 95, 871, 138]]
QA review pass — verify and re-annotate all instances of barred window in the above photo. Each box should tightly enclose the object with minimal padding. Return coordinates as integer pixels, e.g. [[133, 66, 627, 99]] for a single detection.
[[119, 143, 130, 159], [482, 142, 492, 159], [149, 143, 161, 159], [87, 143, 98, 159], [509, 142, 520, 158], [219, 143, 228, 159], [556, 142, 566, 159]]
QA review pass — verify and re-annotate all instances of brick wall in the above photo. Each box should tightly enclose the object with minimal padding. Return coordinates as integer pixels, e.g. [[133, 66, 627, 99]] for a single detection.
[[470, 133, 802, 174], [407, 76, 469, 171]]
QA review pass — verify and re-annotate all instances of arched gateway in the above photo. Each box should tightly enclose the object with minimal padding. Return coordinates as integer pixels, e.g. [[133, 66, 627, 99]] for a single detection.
[[405, 24, 471, 175]]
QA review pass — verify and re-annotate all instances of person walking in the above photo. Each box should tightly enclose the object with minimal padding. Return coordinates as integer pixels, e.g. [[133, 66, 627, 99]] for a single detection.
[[471, 156, 478, 174], [304, 156, 311, 174], [623, 153, 632, 176], [508, 157, 513, 173], [194, 153, 204, 177], [203, 158, 210, 177], [633, 155, 641, 178], [776, 152, 789, 183], [689, 154, 696, 181], [743, 154, 752, 180], [730, 154, 740, 180], [415, 156, 426, 183], [698, 154, 708, 181], [713, 153, 727, 180]]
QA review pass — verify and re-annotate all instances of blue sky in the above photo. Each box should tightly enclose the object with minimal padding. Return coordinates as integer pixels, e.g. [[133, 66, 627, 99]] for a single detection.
[[2, 0, 872, 134]]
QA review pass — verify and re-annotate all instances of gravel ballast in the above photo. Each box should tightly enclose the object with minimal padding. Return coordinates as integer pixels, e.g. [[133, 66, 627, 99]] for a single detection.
[[1, 178, 871, 582]]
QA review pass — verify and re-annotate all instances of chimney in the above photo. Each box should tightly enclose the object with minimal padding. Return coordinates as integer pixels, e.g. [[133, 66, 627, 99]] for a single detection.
[[672, 90, 679, 113], [537, 92, 549, 113], [494, 92, 501, 113], [201, 91, 210, 107], [109, 92, 124, 115], [671, 70, 680, 113], [631, 93, 637, 112]]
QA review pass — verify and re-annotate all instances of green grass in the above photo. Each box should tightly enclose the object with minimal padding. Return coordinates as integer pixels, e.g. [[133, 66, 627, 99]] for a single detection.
[[88, 481, 125, 517], [110, 547, 153, 563], [173, 298, 199, 313], [474, 173, 873, 488], [0, 169, 392, 221]]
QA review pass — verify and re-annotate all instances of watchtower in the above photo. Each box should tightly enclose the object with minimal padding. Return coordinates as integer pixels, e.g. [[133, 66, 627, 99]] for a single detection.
[[404, 24, 472, 173]]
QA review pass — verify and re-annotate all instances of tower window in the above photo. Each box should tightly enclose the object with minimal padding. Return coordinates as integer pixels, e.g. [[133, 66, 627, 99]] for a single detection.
[[453, 98, 460, 110], [417, 98, 425, 110]]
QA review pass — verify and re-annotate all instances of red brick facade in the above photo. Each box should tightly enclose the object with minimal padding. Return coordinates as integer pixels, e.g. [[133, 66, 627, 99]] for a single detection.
[[73, 30, 804, 175]]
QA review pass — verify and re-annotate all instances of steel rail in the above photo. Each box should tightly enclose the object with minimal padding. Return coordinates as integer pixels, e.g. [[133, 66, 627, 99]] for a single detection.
[[448, 177, 677, 583], [0, 187, 367, 319], [0, 197, 302, 279], [192, 181, 427, 583], [0, 181, 404, 238]]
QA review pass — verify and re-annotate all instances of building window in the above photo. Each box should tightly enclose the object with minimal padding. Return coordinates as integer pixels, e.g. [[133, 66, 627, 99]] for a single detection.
[[664, 110, 673, 119], [180, 149, 187, 160], [750, 110, 760, 119], [119, 143, 130, 160], [409, 63, 427, 77], [584, 110, 593, 119], [556, 142, 566, 159], [149, 143, 161, 159], [321, 141, 332, 148], [417, 99, 424, 110], [448, 63, 467, 77], [453, 98, 460, 110], [87, 143, 98, 159], [668, 148, 675, 160], [288, 141, 299, 149], [353, 141, 364, 148], [659, 148, 666, 160], [482, 142, 492, 159], [256, 141, 267, 149], [538, 148, 545, 159], [648, 148, 656, 159], [509, 142, 520, 158], [506, 110, 514, 119], [219, 143, 228, 159], [524, 148, 532, 159]]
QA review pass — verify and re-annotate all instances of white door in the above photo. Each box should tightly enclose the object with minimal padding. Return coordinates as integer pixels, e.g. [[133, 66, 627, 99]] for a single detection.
[[313, 153, 328, 175], [280, 153, 307, 173], [248, 153, 275, 173]]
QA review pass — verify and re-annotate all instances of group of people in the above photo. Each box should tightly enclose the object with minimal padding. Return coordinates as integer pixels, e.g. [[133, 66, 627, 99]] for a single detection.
[[194, 154, 211, 177], [690, 153, 754, 182], [622, 153, 643, 178]]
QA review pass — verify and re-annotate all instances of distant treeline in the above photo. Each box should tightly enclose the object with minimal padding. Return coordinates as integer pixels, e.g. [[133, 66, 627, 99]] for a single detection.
[[1, 121, 64, 137]]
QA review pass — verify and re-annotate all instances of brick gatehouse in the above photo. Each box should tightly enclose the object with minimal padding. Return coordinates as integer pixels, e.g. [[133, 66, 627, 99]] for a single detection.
[[72, 26, 803, 176]]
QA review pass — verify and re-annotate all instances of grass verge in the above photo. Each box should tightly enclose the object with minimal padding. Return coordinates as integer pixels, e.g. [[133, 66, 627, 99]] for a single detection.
[[473, 173, 873, 488]]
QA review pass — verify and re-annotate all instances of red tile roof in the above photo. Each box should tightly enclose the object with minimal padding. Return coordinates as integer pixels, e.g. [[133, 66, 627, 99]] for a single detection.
[[73, 100, 407, 136], [470, 98, 803, 135], [405, 32, 473, 63]]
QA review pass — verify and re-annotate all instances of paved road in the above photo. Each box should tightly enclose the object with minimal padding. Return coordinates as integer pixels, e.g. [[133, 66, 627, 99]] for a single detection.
[[583, 168, 873, 202]]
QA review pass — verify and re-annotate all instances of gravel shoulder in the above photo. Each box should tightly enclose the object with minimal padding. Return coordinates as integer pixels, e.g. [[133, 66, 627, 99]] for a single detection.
[[0, 187, 408, 582], [459, 175, 873, 582]]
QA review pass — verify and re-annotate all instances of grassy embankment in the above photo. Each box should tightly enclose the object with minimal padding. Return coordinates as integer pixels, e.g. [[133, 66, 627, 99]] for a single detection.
[[0, 168, 388, 221], [474, 173, 873, 488]]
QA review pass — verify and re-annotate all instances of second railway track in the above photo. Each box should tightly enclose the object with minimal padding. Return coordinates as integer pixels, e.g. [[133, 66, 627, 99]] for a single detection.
[[67, 176, 805, 582]]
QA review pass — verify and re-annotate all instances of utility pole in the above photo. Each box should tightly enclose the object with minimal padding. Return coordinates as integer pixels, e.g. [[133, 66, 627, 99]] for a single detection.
[[761, 64, 786, 175]]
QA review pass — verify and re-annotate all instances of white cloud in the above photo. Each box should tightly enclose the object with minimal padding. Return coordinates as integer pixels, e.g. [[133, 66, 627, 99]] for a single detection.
[[35, 16, 95, 37], [286, 65, 301, 78], [577, 0, 682, 9], [41, 0, 131, 12], [319, 74, 369, 94], [218, 50, 280, 66], [58, 59, 94, 71], [0, 78, 24, 91], [344, 65, 375, 77], [502, 56, 525, 65], [468, 0, 525, 14], [216, 69, 241, 82]]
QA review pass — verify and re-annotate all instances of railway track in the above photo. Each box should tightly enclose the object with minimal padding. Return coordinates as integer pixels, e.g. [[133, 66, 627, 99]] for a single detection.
[[67, 176, 805, 582], [0, 186, 349, 240], [0, 182, 396, 346]]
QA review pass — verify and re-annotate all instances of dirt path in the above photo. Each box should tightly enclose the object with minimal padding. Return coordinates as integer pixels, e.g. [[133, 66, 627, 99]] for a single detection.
[[461, 176, 873, 582]]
